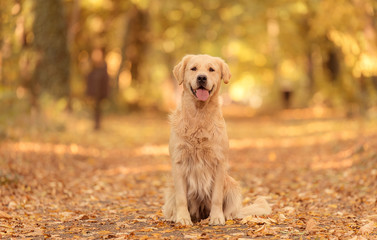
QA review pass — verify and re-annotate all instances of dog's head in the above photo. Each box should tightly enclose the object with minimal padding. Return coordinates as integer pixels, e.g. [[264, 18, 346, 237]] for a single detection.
[[173, 54, 231, 102]]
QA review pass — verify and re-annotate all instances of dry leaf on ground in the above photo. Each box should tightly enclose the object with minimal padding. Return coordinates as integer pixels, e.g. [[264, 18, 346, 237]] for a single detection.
[[0, 210, 11, 219], [1, 111, 377, 239], [305, 218, 318, 233], [359, 221, 375, 235]]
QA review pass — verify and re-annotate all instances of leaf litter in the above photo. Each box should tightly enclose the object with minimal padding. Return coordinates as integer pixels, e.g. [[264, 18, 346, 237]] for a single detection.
[[1, 109, 377, 239]]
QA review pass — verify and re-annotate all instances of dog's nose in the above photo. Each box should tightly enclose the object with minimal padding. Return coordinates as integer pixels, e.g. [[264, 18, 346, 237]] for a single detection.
[[197, 75, 207, 85]]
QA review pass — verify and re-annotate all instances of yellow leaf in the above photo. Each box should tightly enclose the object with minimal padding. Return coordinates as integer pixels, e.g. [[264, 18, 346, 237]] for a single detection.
[[98, 230, 111, 235], [255, 224, 266, 233], [226, 219, 235, 225], [0, 224, 12, 229], [0, 210, 12, 219]]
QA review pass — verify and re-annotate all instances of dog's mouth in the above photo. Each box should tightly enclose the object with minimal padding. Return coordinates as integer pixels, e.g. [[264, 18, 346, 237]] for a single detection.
[[190, 85, 214, 101]]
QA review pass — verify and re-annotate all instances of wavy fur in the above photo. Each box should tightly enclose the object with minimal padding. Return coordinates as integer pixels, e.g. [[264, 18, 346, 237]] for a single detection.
[[163, 55, 271, 225]]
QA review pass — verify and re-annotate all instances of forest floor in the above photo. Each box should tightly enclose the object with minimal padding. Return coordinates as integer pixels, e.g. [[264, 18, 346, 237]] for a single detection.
[[1, 106, 377, 239]]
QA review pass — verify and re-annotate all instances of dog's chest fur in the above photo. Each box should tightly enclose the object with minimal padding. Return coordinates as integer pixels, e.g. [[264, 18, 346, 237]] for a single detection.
[[170, 109, 227, 201]]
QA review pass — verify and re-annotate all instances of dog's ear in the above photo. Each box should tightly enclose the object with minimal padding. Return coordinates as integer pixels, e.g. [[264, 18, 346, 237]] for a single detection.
[[173, 55, 193, 85], [217, 57, 231, 84]]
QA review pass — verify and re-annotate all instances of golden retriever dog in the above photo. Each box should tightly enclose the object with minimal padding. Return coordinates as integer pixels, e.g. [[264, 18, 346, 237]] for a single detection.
[[163, 54, 271, 225]]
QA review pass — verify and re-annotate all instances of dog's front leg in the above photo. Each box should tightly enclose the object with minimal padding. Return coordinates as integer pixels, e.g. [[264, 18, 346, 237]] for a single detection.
[[209, 163, 226, 225], [172, 163, 192, 225]]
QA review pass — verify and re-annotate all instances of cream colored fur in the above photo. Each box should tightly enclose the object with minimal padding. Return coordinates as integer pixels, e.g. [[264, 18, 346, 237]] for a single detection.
[[163, 54, 271, 226]]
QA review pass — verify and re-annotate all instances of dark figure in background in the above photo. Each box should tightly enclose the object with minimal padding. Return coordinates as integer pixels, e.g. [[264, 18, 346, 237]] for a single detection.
[[280, 80, 294, 109], [282, 90, 293, 109], [86, 49, 109, 130]]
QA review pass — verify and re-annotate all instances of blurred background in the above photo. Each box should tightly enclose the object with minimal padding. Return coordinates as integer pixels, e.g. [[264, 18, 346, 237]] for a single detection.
[[1, 0, 377, 132], [2, 2, 377, 237]]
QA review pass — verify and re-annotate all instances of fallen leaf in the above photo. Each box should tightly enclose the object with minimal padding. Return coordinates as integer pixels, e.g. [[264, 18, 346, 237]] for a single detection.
[[184, 234, 200, 239], [350, 236, 367, 240], [77, 214, 89, 220], [226, 219, 235, 225], [97, 230, 112, 235], [115, 221, 130, 228], [282, 206, 295, 214], [230, 232, 244, 236], [241, 216, 272, 224], [305, 218, 318, 233], [359, 221, 375, 235], [367, 214, 377, 221], [255, 224, 266, 233], [200, 218, 210, 225], [328, 204, 338, 209], [0, 211, 11, 219], [278, 213, 287, 222], [8, 201, 17, 210], [0, 224, 13, 229]]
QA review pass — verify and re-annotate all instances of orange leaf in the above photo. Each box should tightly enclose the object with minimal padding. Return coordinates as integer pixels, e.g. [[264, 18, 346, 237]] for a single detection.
[[0, 211, 11, 219], [305, 218, 318, 233], [359, 221, 375, 235]]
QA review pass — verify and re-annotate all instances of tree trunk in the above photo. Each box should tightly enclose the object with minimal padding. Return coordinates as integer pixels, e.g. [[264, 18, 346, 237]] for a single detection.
[[66, 0, 80, 112], [114, 13, 131, 91], [125, 5, 149, 86], [32, 0, 71, 98], [307, 50, 314, 94]]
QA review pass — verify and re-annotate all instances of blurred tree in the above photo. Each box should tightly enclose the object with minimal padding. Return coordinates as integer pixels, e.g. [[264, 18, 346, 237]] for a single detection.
[[325, 48, 340, 83], [115, 4, 149, 90], [1, 0, 377, 114], [66, 0, 80, 111], [32, 0, 70, 104], [1, 0, 23, 87], [125, 5, 149, 87]]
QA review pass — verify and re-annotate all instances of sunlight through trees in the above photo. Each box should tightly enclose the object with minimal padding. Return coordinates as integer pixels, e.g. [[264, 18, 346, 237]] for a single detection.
[[1, 0, 377, 115]]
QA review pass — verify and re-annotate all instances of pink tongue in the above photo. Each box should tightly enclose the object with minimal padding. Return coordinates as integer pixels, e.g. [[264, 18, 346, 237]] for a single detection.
[[196, 89, 209, 101]]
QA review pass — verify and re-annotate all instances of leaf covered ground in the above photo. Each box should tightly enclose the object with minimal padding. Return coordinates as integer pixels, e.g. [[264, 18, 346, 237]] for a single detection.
[[1, 107, 377, 239]]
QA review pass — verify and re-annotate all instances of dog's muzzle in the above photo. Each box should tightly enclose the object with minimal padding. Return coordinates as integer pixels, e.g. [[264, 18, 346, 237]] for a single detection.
[[190, 84, 214, 102], [197, 75, 207, 87]]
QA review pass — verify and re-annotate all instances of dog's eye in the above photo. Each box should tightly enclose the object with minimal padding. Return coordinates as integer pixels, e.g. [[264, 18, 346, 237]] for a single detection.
[[209, 67, 215, 72], [191, 67, 197, 71]]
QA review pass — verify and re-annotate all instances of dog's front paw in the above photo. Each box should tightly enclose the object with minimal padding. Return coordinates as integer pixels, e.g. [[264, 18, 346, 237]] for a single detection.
[[176, 217, 193, 226], [209, 215, 225, 225]]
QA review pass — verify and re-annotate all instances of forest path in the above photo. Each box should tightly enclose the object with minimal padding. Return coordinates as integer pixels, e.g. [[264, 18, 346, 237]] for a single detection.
[[1, 108, 377, 239]]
